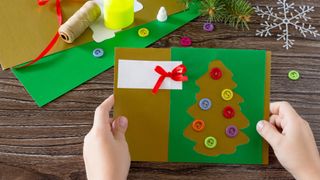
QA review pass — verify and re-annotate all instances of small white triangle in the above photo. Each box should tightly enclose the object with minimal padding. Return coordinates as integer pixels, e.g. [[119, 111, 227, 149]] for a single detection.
[[157, 6, 168, 22]]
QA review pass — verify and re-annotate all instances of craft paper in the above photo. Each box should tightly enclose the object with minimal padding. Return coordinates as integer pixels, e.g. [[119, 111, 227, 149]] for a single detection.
[[184, 60, 249, 156], [0, 0, 185, 69], [12, 3, 201, 106], [118, 60, 183, 89], [0, 0, 91, 69], [114, 48, 271, 164]]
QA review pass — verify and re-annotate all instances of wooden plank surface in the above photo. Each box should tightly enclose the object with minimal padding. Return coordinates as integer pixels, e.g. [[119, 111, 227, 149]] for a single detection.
[[0, 0, 319, 179]]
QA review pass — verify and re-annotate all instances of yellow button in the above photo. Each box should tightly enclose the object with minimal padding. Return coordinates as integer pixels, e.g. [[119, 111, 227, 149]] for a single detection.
[[221, 89, 233, 101], [138, 28, 149, 37]]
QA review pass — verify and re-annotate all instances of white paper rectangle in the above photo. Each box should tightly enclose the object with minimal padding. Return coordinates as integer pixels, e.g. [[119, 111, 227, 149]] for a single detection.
[[117, 60, 183, 90]]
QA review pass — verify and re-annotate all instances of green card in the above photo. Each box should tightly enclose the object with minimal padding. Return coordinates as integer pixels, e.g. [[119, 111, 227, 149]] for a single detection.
[[12, 3, 200, 107], [114, 48, 270, 164]]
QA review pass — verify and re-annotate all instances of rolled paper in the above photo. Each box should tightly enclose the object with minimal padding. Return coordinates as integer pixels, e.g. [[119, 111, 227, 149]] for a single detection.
[[58, 1, 101, 43], [104, 0, 134, 30]]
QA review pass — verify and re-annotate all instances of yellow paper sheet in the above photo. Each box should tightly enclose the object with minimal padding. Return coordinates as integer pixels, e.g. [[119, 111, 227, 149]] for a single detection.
[[0, 0, 185, 69], [114, 48, 171, 162]]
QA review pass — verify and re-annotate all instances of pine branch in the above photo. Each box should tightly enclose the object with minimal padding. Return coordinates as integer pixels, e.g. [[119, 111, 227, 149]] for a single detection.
[[199, 0, 226, 22], [179, 0, 254, 30], [179, 0, 193, 9], [224, 0, 254, 30]]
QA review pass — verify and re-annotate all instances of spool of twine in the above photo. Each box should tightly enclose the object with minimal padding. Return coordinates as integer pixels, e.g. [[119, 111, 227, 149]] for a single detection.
[[58, 1, 101, 43]]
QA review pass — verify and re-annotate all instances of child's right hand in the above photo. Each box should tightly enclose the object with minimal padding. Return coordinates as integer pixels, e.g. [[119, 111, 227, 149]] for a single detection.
[[83, 95, 130, 180], [256, 102, 320, 180]]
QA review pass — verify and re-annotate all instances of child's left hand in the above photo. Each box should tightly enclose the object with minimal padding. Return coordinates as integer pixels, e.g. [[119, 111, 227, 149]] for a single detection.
[[83, 95, 130, 180]]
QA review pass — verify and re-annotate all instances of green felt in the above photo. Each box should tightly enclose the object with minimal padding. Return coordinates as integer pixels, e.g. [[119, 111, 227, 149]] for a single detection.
[[12, 3, 200, 107], [169, 48, 267, 164]]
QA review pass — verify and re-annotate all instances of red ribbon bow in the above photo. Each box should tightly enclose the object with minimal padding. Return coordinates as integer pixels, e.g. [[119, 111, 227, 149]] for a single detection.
[[17, 0, 62, 68], [152, 64, 188, 94]]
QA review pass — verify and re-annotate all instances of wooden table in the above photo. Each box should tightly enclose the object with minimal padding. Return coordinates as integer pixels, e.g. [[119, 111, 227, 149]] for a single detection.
[[0, 0, 319, 179]]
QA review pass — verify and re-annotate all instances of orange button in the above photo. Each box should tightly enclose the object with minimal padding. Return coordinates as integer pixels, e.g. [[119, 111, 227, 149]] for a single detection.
[[192, 119, 205, 132]]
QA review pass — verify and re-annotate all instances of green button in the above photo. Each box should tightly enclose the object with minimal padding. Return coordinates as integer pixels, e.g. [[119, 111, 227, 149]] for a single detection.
[[288, 70, 300, 80], [204, 136, 217, 149]]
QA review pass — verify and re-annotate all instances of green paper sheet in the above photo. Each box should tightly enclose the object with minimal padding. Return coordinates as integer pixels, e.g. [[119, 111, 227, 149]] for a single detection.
[[12, 3, 200, 107], [169, 48, 266, 164]]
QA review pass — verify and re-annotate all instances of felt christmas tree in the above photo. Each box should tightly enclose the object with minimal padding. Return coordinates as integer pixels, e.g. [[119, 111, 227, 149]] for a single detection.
[[184, 60, 249, 156]]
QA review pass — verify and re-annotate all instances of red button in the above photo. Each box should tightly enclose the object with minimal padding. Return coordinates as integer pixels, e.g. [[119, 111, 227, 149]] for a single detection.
[[180, 36, 192, 47], [192, 119, 205, 132], [223, 106, 235, 119], [210, 68, 222, 80]]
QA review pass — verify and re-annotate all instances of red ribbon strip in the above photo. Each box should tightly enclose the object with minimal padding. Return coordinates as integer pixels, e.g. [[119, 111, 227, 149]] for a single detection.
[[152, 64, 188, 94], [38, 0, 49, 6], [16, 0, 62, 68]]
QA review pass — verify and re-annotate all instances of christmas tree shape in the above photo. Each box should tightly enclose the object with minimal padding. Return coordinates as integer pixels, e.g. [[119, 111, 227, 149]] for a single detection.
[[184, 60, 249, 156]]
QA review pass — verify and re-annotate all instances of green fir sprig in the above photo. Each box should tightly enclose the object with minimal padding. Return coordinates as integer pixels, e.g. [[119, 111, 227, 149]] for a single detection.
[[224, 0, 254, 30], [180, 0, 254, 30], [200, 0, 226, 23], [179, 0, 194, 9]]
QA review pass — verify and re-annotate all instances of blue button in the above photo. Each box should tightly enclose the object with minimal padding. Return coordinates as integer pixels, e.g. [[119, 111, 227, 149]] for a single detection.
[[199, 98, 212, 110], [93, 48, 104, 58]]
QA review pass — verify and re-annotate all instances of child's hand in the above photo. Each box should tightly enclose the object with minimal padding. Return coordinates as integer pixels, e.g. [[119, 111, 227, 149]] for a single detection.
[[83, 95, 130, 180], [257, 102, 320, 180]]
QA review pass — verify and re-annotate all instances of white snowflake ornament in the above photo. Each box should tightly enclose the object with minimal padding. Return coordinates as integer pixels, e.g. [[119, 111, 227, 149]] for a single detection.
[[254, 0, 320, 49]]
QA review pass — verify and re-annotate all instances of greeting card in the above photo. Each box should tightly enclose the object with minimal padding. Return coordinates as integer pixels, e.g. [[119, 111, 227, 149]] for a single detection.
[[114, 48, 270, 164]]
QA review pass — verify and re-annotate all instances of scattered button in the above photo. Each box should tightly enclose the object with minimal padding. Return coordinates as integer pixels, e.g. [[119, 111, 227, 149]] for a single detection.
[[221, 89, 233, 101], [192, 119, 205, 132], [180, 36, 192, 47], [138, 28, 149, 37], [225, 125, 239, 138], [210, 67, 222, 80], [203, 22, 215, 32], [223, 106, 235, 119], [199, 98, 212, 110], [204, 136, 217, 149], [288, 70, 300, 81], [93, 48, 104, 58]]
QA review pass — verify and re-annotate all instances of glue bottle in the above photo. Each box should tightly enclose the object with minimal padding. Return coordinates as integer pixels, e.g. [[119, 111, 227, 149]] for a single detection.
[[104, 0, 134, 30]]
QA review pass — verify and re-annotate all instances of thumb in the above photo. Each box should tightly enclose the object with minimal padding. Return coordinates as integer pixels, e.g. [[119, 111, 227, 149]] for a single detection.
[[256, 120, 283, 149], [112, 116, 128, 141]]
